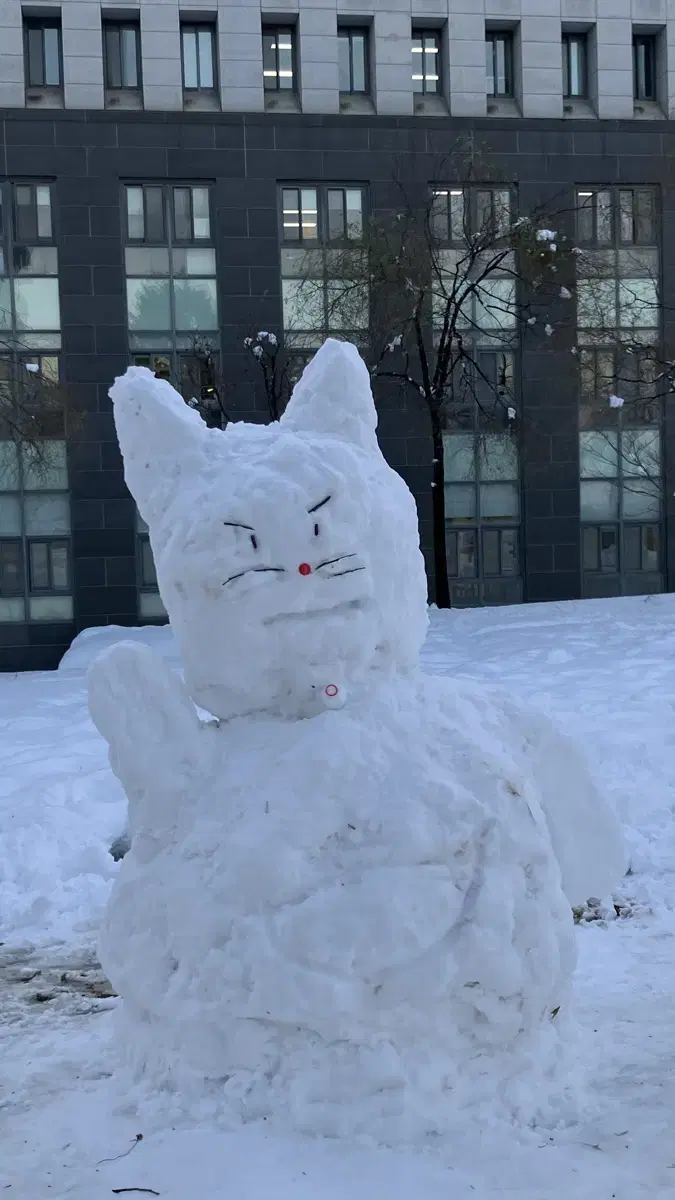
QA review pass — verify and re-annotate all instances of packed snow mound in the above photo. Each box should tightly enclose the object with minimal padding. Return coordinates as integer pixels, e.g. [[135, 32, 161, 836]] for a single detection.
[[89, 339, 625, 1140], [59, 623, 176, 672]]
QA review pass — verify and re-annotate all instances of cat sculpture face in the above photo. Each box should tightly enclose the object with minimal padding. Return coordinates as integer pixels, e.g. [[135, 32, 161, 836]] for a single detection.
[[109, 339, 428, 719]]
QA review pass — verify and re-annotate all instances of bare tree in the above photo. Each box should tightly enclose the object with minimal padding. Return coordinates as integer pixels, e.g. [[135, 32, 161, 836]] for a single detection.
[[0, 338, 83, 478], [285, 152, 568, 607], [243, 330, 296, 421]]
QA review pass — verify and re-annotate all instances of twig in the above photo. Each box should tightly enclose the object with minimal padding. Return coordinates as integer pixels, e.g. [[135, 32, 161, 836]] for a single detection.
[[112, 1190, 160, 1197], [97, 1134, 143, 1166]]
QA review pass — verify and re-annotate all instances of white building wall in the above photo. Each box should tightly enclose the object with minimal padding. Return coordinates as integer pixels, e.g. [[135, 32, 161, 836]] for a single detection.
[[0, 0, 670, 118]]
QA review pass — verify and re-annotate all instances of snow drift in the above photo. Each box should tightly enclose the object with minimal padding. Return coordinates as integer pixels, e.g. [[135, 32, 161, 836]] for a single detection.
[[88, 339, 625, 1141]]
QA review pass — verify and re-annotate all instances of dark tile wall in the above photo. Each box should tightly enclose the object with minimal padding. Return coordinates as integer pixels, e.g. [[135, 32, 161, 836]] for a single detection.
[[1, 107, 675, 669]]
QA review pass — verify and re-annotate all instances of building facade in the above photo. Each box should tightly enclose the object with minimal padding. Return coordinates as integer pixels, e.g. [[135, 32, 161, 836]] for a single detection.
[[0, 0, 674, 669]]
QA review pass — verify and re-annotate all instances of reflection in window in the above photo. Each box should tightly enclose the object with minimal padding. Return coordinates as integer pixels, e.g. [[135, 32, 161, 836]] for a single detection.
[[486, 31, 513, 97], [0, 184, 60, 351], [339, 28, 368, 94], [24, 19, 62, 89], [263, 25, 296, 91], [280, 185, 368, 349], [563, 33, 587, 98], [104, 22, 140, 90], [0, 438, 72, 622], [181, 25, 216, 91], [123, 184, 218, 353]]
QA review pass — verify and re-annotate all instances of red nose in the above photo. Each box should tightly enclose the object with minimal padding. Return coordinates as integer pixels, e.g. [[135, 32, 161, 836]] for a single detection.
[[298, 562, 312, 576]]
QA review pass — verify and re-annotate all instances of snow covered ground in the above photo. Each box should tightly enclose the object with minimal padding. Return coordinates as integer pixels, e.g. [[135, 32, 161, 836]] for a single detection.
[[3, 595, 675, 1198]]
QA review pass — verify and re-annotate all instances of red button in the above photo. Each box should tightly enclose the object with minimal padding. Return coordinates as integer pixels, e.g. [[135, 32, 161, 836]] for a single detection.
[[298, 563, 312, 576]]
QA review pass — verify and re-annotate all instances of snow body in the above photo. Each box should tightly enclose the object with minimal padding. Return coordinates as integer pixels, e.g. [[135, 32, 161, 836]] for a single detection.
[[89, 340, 625, 1138]]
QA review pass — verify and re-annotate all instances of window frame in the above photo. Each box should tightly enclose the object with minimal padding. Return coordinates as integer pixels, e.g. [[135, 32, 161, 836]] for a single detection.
[[103, 21, 142, 92], [562, 32, 587, 99], [485, 30, 514, 98], [180, 23, 217, 93], [412, 28, 442, 96], [262, 24, 297, 92], [338, 27, 369, 95], [24, 17, 63, 90], [633, 33, 657, 102]]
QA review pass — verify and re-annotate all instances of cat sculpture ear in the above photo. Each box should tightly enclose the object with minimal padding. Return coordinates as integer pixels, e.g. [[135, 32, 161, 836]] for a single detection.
[[108, 366, 209, 528], [280, 338, 380, 453]]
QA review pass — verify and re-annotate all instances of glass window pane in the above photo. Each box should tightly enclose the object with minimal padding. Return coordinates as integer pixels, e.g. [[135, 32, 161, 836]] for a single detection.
[[121, 28, 138, 88], [277, 28, 294, 89], [124, 247, 170, 277], [176, 247, 216, 276], [599, 526, 618, 571], [0, 496, 21, 535], [105, 25, 122, 88], [300, 188, 318, 241], [182, 29, 199, 88], [141, 539, 158, 587], [197, 29, 214, 88], [444, 433, 475, 481], [642, 524, 659, 570], [15, 186, 36, 243], [582, 525, 598, 570], [478, 433, 518, 481], [577, 192, 594, 243], [577, 279, 616, 329], [13, 278, 61, 331], [22, 441, 67, 490], [580, 430, 619, 478], [282, 188, 300, 241], [619, 279, 658, 330], [27, 27, 44, 87], [446, 529, 457, 576], [50, 542, 69, 589], [16, 247, 58, 276], [580, 479, 619, 520], [282, 278, 324, 341], [482, 528, 500, 575], [623, 525, 641, 571], [173, 188, 191, 241], [191, 187, 211, 239], [0, 541, 23, 593], [29, 541, 50, 590], [636, 191, 656, 244], [0, 442, 20, 490], [126, 186, 145, 240], [35, 186, 52, 239], [262, 28, 278, 88], [140, 591, 167, 618], [24, 493, 70, 535], [457, 529, 477, 577], [126, 279, 171, 330], [327, 190, 345, 241], [352, 34, 366, 92], [346, 189, 363, 240], [480, 482, 519, 519], [29, 594, 72, 620], [145, 187, 165, 243], [619, 191, 634, 244], [444, 484, 476, 519], [173, 278, 218, 330], [501, 528, 518, 575], [326, 280, 368, 333], [622, 428, 660, 477], [43, 27, 61, 87], [474, 279, 516, 331], [0, 596, 24, 619], [338, 34, 351, 91], [622, 478, 661, 519], [486, 38, 495, 95], [424, 34, 440, 92]]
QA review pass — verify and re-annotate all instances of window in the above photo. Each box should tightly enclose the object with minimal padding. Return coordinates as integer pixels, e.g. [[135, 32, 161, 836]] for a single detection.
[[24, 18, 62, 89], [562, 33, 587, 98], [575, 188, 659, 338], [0, 184, 61, 349], [633, 34, 657, 101], [338, 28, 368, 94], [124, 184, 218, 368], [486, 31, 513, 98], [181, 24, 216, 91], [580, 422, 662, 579], [103, 22, 141, 91], [136, 510, 166, 620], [280, 186, 368, 349], [412, 30, 441, 94], [443, 360, 522, 604], [0, 439, 72, 622], [263, 25, 296, 91]]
